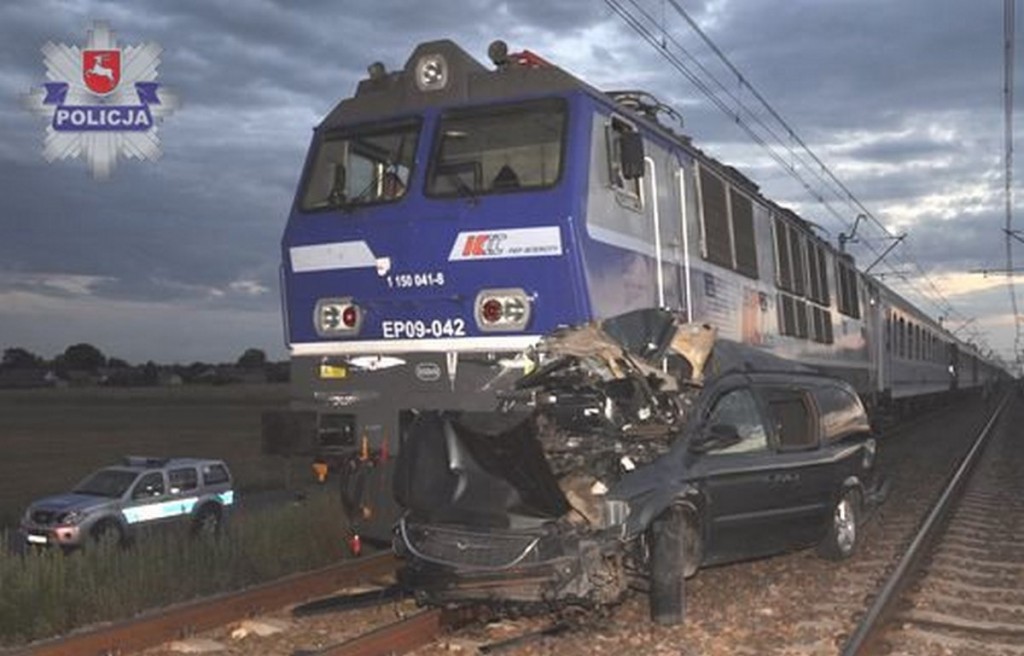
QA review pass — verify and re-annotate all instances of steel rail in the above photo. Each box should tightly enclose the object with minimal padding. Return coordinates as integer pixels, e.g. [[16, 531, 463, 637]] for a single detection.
[[9, 552, 398, 656], [310, 607, 480, 656], [841, 394, 1010, 656]]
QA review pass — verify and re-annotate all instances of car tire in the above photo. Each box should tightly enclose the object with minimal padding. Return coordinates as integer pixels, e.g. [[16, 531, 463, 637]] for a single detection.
[[649, 504, 695, 626], [192, 504, 222, 537], [818, 488, 860, 561], [89, 520, 124, 550]]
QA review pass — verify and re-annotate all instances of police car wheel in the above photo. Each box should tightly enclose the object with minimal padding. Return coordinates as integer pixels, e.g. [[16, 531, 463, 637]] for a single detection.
[[90, 520, 124, 549], [192, 505, 221, 537]]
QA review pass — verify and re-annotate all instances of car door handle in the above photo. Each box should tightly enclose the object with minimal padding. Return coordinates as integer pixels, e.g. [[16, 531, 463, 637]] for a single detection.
[[769, 473, 799, 484]]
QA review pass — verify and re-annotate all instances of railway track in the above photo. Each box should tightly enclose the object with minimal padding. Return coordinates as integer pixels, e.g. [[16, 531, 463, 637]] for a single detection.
[[844, 392, 1024, 655], [7, 552, 398, 656]]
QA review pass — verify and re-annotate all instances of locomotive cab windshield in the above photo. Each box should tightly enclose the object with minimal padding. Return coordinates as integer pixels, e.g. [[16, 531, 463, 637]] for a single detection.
[[426, 98, 566, 198], [301, 119, 420, 211]]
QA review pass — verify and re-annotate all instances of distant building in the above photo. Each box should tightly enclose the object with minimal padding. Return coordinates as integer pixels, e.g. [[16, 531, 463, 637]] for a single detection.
[[0, 368, 58, 389]]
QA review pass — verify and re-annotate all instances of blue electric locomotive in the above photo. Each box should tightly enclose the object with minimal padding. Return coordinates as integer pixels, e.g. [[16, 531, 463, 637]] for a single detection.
[[264, 39, 1003, 544]]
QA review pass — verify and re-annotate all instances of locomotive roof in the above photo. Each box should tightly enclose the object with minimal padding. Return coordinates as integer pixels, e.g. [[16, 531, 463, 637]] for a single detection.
[[321, 40, 592, 128]]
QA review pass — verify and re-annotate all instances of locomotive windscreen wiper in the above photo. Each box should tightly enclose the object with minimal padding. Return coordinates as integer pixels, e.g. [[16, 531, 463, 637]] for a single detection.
[[326, 163, 347, 207], [445, 171, 479, 205]]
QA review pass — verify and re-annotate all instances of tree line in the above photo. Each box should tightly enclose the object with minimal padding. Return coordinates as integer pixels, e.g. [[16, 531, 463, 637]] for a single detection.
[[0, 345, 285, 385]]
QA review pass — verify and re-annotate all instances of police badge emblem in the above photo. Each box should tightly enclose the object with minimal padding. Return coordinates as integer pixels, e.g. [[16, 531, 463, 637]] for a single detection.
[[82, 49, 121, 95], [22, 21, 180, 180]]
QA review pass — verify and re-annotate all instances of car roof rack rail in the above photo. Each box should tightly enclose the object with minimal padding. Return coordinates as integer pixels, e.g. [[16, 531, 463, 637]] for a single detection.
[[122, 455, 169, 468]]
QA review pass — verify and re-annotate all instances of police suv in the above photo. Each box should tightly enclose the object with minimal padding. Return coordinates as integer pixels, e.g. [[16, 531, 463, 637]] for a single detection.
[[20, 456, 234, 549]]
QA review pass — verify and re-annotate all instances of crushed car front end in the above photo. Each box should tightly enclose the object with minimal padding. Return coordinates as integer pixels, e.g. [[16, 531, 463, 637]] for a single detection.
[[397, 516, 630, 607], [392, 310, 713, 608]]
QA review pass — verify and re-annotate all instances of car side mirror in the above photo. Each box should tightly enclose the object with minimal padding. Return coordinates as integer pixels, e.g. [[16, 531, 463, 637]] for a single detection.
[[690, 423, 742, 453], [619, 131, 645, 180]]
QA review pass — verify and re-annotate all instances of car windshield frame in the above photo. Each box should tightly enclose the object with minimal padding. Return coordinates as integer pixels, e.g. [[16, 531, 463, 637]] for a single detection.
[[425, 97, 568, 199], [300, 117, 422, 212], [72, 468, 139, 498]]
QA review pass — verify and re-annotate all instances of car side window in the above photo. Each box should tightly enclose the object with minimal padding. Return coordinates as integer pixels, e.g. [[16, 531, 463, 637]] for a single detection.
[[767, 392, 816, 449], [168, 467, 198, 494], [131, 472, 165, 500], [813, 385, 868, 443], [203, 464, 230, 486], [704, 388, 769, 454]]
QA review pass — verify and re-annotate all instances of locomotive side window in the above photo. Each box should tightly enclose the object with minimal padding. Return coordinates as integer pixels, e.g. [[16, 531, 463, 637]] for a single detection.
[[774, 219, 793, 291], [805, 242, 830, 306], [774, 217, 832, 343], [730, 190, 758, 278], [606, 117, 643, 208], [787, 227, 806, 296], [697, 167, 759, 279], [427, 99, 565, 198], [699, 167, 732, 268], [301, 119, 420, 211], [836, 259, 861, 318]]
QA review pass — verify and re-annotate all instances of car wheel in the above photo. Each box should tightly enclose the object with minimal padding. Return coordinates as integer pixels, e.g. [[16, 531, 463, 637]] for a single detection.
[[649, 504, 696, 626], [89, 520, 124, 550], [818, 488, 860, 561], [192, 505, 222, 537]]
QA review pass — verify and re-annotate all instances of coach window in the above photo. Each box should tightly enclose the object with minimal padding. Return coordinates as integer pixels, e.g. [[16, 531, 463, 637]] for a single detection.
[[427, 99, 565, 198], [606, 116, 643, 208], [302, 119, 420, 211]]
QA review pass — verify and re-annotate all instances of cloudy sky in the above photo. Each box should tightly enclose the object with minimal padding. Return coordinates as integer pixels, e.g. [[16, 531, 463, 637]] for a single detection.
[[1, 0, 1020, 366]]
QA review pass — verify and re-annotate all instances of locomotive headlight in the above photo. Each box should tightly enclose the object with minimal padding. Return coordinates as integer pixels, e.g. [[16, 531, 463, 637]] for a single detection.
[[314, 297, 362, 336], [474, 288, 532, 332], [415, 54, 448, 91]]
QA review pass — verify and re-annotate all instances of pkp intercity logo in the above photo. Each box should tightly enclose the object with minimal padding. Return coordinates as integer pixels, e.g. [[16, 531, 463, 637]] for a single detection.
[[22, 21, 180, 180]]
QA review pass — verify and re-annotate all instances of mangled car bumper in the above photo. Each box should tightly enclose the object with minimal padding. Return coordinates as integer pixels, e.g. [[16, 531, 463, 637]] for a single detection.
[[395, 518, 627, 606]]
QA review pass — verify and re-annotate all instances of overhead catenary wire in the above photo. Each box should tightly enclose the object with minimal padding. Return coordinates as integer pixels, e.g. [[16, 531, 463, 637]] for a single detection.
[[604, 0, 988, 349]]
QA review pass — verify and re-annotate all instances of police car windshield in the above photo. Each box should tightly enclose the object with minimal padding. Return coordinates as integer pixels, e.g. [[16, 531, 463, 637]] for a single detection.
[[301, 119, 420, 211], [426, 99, 565, 198], [73, 468, 139, 498]]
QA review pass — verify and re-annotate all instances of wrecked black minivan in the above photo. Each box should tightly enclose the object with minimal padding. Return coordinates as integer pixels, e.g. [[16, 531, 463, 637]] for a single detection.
[[393, 310, 886, 625]]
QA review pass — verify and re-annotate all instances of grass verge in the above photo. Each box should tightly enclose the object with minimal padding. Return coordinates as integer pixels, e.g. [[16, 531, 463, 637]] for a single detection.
[[0, 489, 349, 647]]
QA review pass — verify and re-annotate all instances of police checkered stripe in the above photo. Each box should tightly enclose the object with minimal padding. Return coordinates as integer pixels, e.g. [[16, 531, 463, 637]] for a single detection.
[[121, 496, 198, 524], [120, 490, 233, 525]]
